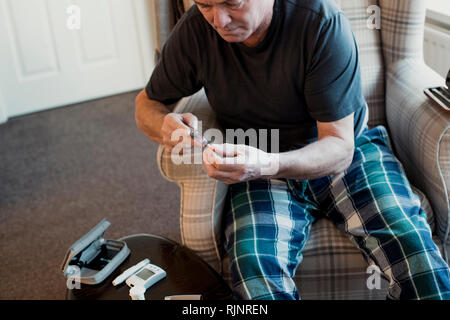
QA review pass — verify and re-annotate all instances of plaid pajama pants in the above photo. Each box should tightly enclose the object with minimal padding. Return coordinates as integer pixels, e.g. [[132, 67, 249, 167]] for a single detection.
[[223, 126, 450, 300]]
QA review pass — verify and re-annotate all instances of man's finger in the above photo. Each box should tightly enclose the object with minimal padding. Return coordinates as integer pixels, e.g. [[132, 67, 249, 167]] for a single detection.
[[203, 149, 246, 174], [190, 130, 207, 148], [211, 171, 236, 184], [203, 160, 236, 184], [182, 113, 198, 131], [182, 114, 204, 148], [169, 125, 196, 151], [210, 143, 239, 157], [213, 156, 245, 172], [165, 144, 186, 156], [203, 148, 220, 167]]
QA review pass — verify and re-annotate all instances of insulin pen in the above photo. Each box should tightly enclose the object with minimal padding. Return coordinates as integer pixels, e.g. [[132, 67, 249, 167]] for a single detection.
[[112, 258, 150, 286]]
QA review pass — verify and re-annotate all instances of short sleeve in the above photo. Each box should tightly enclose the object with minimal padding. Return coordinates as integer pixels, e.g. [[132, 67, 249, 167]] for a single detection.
[[145, 12, 203, 105], [304, 12, 366, 122]]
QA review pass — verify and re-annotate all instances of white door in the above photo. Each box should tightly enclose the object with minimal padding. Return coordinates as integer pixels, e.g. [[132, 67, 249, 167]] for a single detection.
[[0, 0, 155, 123]]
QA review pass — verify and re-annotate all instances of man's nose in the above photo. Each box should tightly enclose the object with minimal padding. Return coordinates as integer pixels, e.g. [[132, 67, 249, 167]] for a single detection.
[[212, 7, 231, 29]]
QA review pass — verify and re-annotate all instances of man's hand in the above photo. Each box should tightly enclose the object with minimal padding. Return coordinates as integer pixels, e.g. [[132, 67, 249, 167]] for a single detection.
[[161, 113, 203, 153], [202, 144, 278, 184]]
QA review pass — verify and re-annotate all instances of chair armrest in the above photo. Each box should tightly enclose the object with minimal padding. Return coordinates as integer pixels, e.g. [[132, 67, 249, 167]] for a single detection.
[[386, 59, 449, 248], [156, 89, 229, 273]]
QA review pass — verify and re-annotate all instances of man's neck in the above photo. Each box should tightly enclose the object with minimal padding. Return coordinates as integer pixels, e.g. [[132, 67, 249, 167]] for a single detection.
[[242, 1, 274, 47]]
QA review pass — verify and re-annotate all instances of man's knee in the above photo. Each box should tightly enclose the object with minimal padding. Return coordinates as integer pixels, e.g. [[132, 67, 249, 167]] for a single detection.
[[374, 218, 443, 275], [228, 248, 298, 300]]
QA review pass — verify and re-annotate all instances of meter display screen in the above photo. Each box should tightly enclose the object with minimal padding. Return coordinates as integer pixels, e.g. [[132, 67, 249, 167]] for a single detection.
[[136, 268, 155, 280]]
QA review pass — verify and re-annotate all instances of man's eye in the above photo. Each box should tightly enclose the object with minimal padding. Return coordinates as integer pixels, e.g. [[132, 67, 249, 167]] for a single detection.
[[198, 4, 211, 10], [227, 1, 244, 9]]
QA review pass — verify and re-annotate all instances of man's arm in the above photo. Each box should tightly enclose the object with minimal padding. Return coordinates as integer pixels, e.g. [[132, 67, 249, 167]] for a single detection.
[[203, 113, 355, 184], [135, 89, 172, 145], [272, 113, 355, 180], [135, 89, 200, 152]]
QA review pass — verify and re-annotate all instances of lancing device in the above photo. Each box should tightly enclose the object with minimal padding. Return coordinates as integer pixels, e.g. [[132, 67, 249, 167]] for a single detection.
[[190, 128, 214, 150], [112, 258, 150, 286]]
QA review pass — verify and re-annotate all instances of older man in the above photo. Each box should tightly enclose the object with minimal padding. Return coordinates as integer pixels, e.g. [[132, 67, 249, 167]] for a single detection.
[[135, 0, 450, 300]]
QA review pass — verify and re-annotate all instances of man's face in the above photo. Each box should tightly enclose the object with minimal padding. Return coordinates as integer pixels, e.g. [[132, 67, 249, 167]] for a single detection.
[[194, 0, 270, 43]]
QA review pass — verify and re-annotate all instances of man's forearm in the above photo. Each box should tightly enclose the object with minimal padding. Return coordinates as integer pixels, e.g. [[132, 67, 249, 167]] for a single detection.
[[135, 90, 171, 144], [271, 136, 354, 180]]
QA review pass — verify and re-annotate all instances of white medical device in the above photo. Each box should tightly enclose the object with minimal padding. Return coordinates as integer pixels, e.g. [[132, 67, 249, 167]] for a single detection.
[[129, 286, 146, 301], [112, 258, 150, 286], [126, 263, 166, 300]]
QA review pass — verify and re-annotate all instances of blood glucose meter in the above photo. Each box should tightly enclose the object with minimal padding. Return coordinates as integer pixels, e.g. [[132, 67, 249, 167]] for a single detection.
[[126, 263, 166, 300]]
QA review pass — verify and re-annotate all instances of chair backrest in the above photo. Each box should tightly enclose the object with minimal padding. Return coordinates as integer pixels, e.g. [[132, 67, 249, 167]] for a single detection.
[[336, 0, 385, 127], [153, 0, 427, 128]]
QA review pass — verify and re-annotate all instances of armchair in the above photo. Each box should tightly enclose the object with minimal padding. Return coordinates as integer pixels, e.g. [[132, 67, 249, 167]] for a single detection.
[[152, 0, 449, 299]]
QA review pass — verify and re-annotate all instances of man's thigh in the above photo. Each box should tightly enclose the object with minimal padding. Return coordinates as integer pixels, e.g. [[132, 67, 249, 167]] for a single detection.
[[323, 126, 430, 236], [223, 178, 317, 299], [312, 126, 450, 299]]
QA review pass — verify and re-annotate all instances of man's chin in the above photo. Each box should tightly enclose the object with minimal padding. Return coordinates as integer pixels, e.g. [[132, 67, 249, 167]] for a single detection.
[[219, 31, 249, 43]]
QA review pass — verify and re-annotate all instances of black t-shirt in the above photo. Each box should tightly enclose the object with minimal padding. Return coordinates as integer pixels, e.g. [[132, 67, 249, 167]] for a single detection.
[[146, 0, 368, 152]]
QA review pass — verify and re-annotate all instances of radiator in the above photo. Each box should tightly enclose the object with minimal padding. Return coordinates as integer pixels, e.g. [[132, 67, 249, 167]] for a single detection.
[[424, 25, 450, 79]]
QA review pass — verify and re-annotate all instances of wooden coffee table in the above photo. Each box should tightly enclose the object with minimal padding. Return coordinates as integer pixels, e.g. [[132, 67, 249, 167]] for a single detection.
[[66, 234, 232, 300]]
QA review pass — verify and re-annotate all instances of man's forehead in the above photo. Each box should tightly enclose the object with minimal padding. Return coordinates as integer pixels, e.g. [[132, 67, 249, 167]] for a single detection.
[[194, 0, 238, 5]]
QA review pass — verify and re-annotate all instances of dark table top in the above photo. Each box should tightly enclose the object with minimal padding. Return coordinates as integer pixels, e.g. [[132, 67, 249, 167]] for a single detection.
[[66, 234, 232, 300]]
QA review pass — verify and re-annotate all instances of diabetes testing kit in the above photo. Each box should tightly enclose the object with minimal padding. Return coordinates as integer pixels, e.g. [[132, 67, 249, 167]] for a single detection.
[[61, 219, 130, 285], [61, 219, 181, 300]]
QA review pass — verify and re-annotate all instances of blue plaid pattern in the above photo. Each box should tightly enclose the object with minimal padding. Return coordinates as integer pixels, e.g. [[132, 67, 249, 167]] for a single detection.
[[223, 126, 450, 300]]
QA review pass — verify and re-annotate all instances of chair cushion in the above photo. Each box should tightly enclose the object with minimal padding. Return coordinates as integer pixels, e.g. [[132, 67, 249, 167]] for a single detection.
[[294, 218, 389, 300]]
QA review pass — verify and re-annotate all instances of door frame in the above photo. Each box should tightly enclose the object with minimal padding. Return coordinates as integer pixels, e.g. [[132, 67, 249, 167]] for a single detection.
[[132, 0, 157, 81]]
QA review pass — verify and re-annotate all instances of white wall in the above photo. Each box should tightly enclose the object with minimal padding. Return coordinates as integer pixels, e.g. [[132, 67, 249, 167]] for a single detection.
[[424, 1, 450, 78], [424, 25, 450, 78]]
